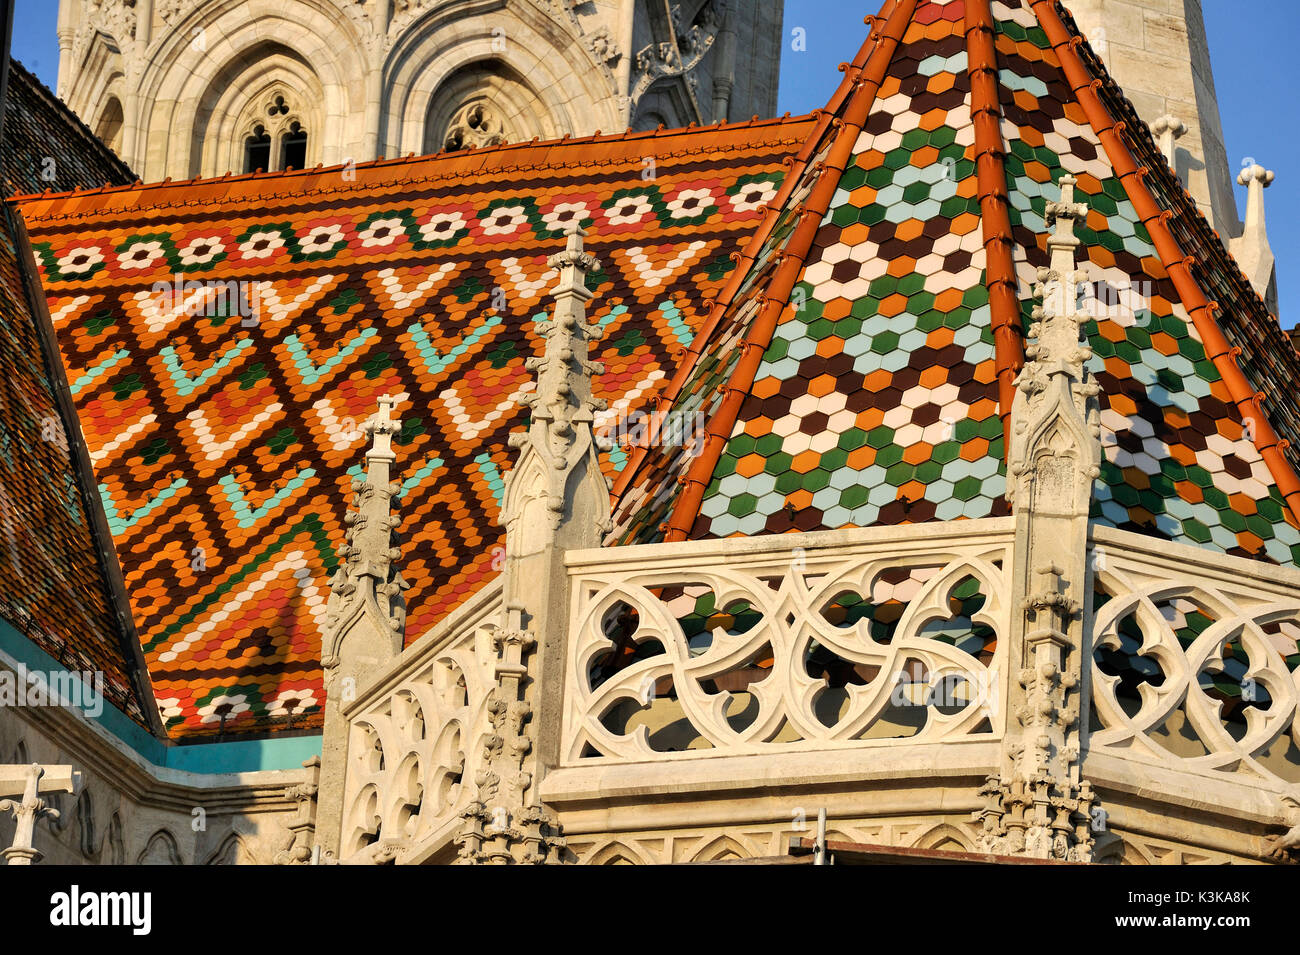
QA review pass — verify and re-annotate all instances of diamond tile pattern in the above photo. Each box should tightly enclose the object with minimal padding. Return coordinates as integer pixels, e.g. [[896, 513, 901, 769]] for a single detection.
[[615, 1, 1009, 541], [614, 0, 1300, 563], [991, 0, 1300, 563], [16, 119, 809, 736]]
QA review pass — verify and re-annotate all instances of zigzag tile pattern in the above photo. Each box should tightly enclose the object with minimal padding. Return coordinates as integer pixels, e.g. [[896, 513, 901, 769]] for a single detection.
[[16, 119, 809, 736]]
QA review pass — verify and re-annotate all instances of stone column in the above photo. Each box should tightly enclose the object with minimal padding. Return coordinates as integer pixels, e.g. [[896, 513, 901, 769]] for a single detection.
[[120, 0, 152, 169], [0, 763, 79, 865], [55, 0, 79, 100]]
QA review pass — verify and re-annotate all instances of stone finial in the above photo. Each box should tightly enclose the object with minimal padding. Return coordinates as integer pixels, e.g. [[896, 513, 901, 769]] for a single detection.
[[1229, 163, 1277, 305], [323, 395, 409, 660], [1045, 174, 1088, 253], [1030, 175, 1094, 375], [1237, 162, 1275, 191], [502, 225, 612, 551], [0, 763, 74, 865], [1150, 114, 1186, 171], [1007, 173, 1102, 513]]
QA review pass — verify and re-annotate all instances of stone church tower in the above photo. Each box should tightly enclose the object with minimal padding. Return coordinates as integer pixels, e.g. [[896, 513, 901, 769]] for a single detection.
[[55, 0, 783, 182], [1065, 0, 1278, 311]]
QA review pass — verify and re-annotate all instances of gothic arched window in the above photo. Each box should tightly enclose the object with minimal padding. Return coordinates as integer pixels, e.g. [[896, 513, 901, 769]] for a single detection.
[[243, 125, 271, 174], [240, 90, 310, 174], [94, 97, 125, 155], [281, 122, 308, 171]]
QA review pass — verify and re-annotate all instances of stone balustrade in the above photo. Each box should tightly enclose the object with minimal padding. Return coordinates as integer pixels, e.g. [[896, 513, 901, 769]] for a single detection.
[[330, 517, 1300, 864]]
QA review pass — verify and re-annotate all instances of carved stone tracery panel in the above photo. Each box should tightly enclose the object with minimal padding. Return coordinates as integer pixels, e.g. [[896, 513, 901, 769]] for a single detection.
[[564, 534, 1012, 763], [340, 624, 496, 860], [1089, 538, 1300, 787]]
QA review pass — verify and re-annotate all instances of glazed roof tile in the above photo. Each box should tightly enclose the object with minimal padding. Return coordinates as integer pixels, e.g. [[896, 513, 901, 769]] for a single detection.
[[612, 0, 1300, 566], [14, 114, 812, 738], [0, 59, 151, 726], [14, 0, 1300, 745]]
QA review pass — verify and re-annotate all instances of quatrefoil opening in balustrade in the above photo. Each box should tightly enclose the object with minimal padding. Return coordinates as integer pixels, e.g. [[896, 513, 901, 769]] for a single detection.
[[1091, 583, 1300, 781], [588, 586, 769, 752]]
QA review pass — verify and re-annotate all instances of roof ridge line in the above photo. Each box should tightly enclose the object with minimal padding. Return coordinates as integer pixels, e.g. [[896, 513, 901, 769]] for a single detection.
[[610, 1, 905, 504], [1031, 0, 1300, 526], [965, 0, 1024, 454], [608, 29, 883, 501], [659, 0, 919, 542], [8, 113, 816, 210], [3, 59, 136, 188]]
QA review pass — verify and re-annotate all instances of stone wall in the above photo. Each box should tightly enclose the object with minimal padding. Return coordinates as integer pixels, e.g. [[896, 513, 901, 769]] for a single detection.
[[0, 667, 306, 865], [55, 0, 784, 181]]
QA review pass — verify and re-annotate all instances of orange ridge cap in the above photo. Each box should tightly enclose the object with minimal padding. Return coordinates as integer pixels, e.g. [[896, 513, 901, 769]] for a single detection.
[[607, 25, 881, 502], [657, 0, 918, 542], [965, 0, 1025, 454], [7, 114, 817, 214], [1031, 0, 1300, 525], [12, 128, 815, 226]]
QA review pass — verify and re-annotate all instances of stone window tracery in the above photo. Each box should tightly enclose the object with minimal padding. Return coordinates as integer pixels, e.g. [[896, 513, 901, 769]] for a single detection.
[[442, 102, 504, 152], [421, 62, 556, 156], [240, 89, 310, 173]]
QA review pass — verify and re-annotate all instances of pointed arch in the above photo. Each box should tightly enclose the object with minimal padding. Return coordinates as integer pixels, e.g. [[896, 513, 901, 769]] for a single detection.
[[380, 0, 620, 158], [133, 0, 367, 178], [583, 838, 653, 865], [911, 822, 976, 853], [204, 830, 256, 865], [136, 828, 183, 865], [92, 95, 125, 155], [688, 833, 758, 862]]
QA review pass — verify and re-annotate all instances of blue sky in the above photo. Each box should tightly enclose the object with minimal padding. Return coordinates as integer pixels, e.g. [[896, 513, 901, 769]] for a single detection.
[[9, 1, 1296, 318]]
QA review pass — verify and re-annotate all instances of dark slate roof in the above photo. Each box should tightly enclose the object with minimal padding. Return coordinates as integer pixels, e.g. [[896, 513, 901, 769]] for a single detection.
[[0, 58, 153, 728]]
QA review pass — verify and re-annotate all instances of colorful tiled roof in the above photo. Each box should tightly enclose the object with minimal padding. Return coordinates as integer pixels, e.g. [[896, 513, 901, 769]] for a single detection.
[[0, 60, 153, 726], [13, 117, 813, 738], [612, 0, 1300, 568]]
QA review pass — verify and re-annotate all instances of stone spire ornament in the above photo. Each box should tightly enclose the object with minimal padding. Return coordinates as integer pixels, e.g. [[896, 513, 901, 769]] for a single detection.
[[1150, 114, 1186, 178], [455, 224, 612, 864], [1006, 172, 1102, 517], [323, 394, 409, 659], [977, 174, 1100, 862], [1229, 163, 1277, 311], [316, 395, 410, 859], [501, 224, 612, 559]]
